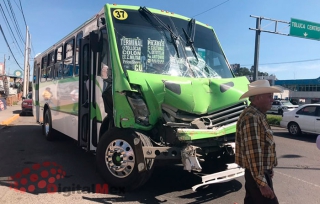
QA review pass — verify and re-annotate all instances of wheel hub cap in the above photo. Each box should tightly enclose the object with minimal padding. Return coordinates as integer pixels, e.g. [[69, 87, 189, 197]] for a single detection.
[[105, 139, 135, 178]]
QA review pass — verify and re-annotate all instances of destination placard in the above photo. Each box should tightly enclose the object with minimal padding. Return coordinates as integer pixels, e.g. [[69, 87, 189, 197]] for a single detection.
[[147, 38, 165, 64], [120, 37, 143, 65]]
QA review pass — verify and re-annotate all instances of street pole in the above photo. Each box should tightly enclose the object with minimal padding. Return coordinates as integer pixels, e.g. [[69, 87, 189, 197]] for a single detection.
[[23, 26, 30, 98], [253, 17, 261, 81], [249, 15, 290, 82]]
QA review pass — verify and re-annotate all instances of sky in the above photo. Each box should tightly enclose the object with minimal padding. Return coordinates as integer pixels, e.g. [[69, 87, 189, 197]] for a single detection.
[[1, 0, 320, 80]]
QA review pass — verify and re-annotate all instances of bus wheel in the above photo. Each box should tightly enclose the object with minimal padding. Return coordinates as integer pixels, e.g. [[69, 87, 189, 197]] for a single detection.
[[42, 109, 54, 141], [96, 128, 154, 191]]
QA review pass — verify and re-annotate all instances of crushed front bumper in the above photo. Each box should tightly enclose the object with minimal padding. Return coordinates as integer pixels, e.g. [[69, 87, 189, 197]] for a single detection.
[[176, 123, 236, 141]]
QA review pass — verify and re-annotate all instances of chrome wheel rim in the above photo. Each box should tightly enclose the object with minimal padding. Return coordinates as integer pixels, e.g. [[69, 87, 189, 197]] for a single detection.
[[105, 139, 135, 178], [290, 124, 298, 135]]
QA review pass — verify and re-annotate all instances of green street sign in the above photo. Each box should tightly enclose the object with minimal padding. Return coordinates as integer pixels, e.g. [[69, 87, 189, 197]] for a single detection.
[[290, 18, 320, 41]]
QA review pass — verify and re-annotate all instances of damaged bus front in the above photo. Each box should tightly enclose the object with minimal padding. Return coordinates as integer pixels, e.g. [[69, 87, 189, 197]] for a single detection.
[[95, 4, 249, 190]]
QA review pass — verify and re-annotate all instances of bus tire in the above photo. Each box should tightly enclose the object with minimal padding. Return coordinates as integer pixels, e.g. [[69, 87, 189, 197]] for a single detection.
[[42, 109, 54, 141], [96, 128, 154, 191]]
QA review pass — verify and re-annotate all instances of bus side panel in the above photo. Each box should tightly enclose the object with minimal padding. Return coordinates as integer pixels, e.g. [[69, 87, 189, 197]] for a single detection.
[[50, 79, 79, 141]]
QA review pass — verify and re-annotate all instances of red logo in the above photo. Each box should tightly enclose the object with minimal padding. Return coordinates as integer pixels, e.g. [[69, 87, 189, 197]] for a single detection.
[[9, 161, 65, 193], [9, 161, 125, 195]]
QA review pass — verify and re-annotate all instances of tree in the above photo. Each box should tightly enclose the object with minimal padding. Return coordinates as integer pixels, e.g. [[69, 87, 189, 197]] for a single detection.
[[235, 67, 251, 76], [234, 66, 271, 77]]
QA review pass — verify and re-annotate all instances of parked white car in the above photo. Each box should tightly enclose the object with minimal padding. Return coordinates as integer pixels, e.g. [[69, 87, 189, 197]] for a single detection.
[[267, 100, 299, 116], [280, 104, 320, 135]]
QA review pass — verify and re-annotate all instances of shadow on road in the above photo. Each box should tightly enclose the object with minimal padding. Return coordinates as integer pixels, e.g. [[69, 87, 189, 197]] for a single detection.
[[272, 127, 318, 143], [279, 154, 303, 158], [13, 110, 21, 114], [0, 124, 243, 203]]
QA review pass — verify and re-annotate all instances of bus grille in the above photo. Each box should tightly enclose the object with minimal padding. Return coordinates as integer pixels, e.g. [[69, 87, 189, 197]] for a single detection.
[[162, 101, 247, 129]]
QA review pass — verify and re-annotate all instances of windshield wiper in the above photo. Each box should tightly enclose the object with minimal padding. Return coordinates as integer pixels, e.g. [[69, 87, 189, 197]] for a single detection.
[[139, 6, 180, 58], [182, 18, 198, 61]]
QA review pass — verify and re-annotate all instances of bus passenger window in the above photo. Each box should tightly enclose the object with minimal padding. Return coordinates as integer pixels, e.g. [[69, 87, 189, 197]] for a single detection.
[[41, 56, 47, 82], [55, 46, 63, 79], [47, 51, 55, 81], [75, 32, 83, 76], [64, 39, 74, 77]]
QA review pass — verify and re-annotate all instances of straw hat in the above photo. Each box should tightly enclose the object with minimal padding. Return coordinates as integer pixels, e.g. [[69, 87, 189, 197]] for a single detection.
[[239, 80, 283, 99]]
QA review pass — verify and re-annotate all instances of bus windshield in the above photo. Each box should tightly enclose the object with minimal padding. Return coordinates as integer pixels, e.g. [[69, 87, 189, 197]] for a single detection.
[[112, 8, 233, 79]]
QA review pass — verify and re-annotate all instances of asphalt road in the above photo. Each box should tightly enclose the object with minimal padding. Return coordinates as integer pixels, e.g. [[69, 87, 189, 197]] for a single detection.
[[0, 116, 320, 204]]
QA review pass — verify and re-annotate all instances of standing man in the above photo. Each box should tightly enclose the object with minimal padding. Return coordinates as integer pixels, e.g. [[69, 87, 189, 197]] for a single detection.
[[235, 80, 282, 204], [16, 82, 22, 101]]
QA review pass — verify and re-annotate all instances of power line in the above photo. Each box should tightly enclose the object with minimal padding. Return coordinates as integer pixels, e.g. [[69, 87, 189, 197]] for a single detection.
[[18, 0, 27, 27], [192, 0, 230, 18], [3, 0, 24, 44], [7, 0, 25, 43], [0, 25, 23, 70], [241, 58, 320, 67], [16, 0, 36, 57], [0, 3, 24, 56]]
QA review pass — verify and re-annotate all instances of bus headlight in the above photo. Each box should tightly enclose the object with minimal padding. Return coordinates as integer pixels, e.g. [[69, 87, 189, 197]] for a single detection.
[[127, 93, 149, 125]]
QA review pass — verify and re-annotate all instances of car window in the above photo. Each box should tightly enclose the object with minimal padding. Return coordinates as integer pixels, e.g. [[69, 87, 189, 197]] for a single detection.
[[316, 107, 320, 117], [281, 101, 293, 106], [296, 106, 317, 116]]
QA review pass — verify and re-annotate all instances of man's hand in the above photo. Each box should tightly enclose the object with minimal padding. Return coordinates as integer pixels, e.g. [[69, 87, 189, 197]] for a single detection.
[[259, 185, 275, 199]]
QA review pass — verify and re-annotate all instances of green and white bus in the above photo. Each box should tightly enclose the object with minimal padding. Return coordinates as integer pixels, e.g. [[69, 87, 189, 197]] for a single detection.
[[32, 3, 250, 191]]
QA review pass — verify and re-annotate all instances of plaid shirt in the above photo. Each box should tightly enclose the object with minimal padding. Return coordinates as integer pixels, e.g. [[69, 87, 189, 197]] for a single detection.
[[235, 104, 277, 187]]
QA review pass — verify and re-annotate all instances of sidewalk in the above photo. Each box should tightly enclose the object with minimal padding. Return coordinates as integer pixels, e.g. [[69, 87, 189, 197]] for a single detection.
[[0, 100, 21, 129]]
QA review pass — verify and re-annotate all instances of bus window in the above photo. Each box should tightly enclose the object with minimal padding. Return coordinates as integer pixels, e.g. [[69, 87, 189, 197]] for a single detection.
[[41, 56, 47, 82], [55, 46, 63, 79], [75, 32, 83, 76], [98, 29, 110, 76], [64, 39, 74, 77], [47, 51, 55, 81]]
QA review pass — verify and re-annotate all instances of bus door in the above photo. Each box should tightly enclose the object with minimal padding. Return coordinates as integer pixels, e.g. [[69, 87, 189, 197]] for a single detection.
[[33, 62, 40, 122], [78, 37, 92, 149], [78, 32, 99, 150]]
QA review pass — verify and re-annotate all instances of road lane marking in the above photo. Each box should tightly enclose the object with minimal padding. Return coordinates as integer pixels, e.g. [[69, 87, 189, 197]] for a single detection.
[[275, 170, 320, 188]]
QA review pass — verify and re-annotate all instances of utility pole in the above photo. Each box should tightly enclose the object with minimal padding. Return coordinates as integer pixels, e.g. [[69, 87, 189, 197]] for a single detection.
[[27, 33, 32, 91], [3, 54, 9, 97], [23, 26, 30, 98]]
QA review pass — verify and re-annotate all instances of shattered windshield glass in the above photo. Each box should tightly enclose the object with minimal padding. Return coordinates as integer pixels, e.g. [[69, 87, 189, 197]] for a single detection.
[[112, 8, 233, 79]]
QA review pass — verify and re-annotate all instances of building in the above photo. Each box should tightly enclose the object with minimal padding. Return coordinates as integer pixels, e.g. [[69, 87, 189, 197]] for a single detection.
[[273, 86, 290, 100], [274, 77, 320, 104], [246, 75, 277, 85]]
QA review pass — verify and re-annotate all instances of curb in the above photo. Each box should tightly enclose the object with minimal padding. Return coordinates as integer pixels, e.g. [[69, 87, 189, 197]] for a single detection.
[[0, 114, 20, 126]]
